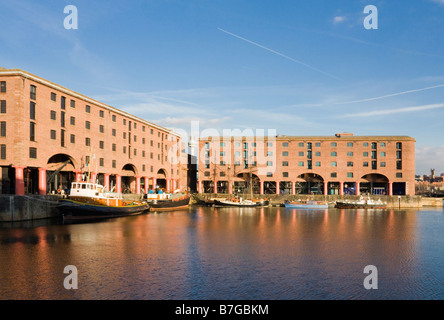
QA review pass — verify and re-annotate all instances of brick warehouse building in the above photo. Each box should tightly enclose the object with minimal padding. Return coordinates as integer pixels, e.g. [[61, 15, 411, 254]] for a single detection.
[[0, 67, 186, 195], [197, 133, 415, 196]]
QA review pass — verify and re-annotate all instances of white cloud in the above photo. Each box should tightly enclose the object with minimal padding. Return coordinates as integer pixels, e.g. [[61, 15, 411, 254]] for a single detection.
[[416, 145, 444, 174], [333, 16, 346, 24], [338, 103, 444, 118]]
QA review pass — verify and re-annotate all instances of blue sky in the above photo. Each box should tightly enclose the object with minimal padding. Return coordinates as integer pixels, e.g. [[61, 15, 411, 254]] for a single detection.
[[1, 0, 444, 174]]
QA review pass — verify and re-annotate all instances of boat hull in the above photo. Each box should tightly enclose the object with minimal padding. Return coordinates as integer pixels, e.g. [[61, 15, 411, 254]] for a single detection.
[[284, 203, 328, 209], [214, 200, 262, 207], [334, 202, 386, 209], [148, 195, 191, 211], [58, 199, 150, 220]]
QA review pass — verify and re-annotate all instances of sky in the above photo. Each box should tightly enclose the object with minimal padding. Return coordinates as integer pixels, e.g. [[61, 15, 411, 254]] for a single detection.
[[0, 0, 443, 174]]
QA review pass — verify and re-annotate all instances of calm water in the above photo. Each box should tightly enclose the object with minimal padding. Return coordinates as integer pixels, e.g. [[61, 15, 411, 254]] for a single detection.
[[1, 206, 444, 300]]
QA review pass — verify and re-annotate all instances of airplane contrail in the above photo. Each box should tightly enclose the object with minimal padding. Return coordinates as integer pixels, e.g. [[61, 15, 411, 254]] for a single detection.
[[217, 27, 341, 81], [335, 83, 444, 104], [338, 103, 444, 118]]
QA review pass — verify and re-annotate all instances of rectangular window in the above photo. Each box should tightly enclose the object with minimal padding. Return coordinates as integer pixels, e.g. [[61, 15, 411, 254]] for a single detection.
[[307, 142, 312, 149], [363, 161, 369, 167], [282, 161, 288, 166], [283, 142, 288, 147], [315, 161, 321, 167], [266, 151, 273, 156], [85, 137, 90, 146], [396, 160, 402, 170], [112, 160, 116, 168], [347, 142, 353, 147], [70, 116, 75, 125], [29, 147, 37, 159], [372, 161, 377, 170], [371, 142, 377, 149], [396, 151, 402, 159], [51, 92, 56, 101], [396, 142, 402, 150], [298, 142, 304, 147], [267, 172, 273, 177], [307, 160, 312, 169], [299, 151, 304, 156], [112, 143, 116, 151], [85, 121, 90, 129], [220, 171, 226, 177], [220, 142, 225, 147], [331, 142, 337, 147], [266, 142, 272, 147], [315, 152, 321, 157], [30, 122, 35, 141], [363, 142, 369, 147], [99, 125, 104, 133], [70, 134, 75, 144], [112, 129, 116, 136], [331, 151, 337, 156], [61, 111, 65, 127], [347, 172, 353, 178], [50, 110, 56, 120], [70, 100, 75, 108], [347, 162, 353, 167], [282, 151, 288, 156], [85, 105, 90, 113], [396, 172, 403, 178], [0, 121, 5, 137], [347, 151, 353, 157], [380, 142, 386, 147], [30, 102, 35, 120], [99, 141, 104, 149], [99, 158, 104, 167], [123, 146, 126, 154], [298, 161, 304, 167], [30, 85, 36, 100], [380, 152, 386, 157], [307, 151, 312, 159], [243, 142, 248, 149], [112, 114, 116, 122], [363, 152, 368, 157], [61, 129, 65, 147], [283, 172, 289, 178], [0, 81, 6, 93], [50, 130, 56, 140], [266, 161, 273, 166], [380, 162, 386, 167], [331, 161, 337, 167], [0, 144, 5, 159], [331, 172, 337, 178], [371, 151, 377, 159], [0, 100, 6, 113], [61, 96, 66, 109], [99, 110, 104, 118]]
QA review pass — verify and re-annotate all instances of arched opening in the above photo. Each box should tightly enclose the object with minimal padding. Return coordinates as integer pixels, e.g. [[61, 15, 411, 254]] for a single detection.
[[296, 173, 324, 194], [361, 173, 389, 195], [156, 169, 167, 190], [46, 154, 77, 194], [233, 172, 260, 195], [121, 163, 137, 194]]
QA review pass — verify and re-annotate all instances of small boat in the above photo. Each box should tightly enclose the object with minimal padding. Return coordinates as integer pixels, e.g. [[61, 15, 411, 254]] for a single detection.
[[284, 200, 329, 209], [146, 191, 191, 211], [335, 196, 387, 209], [58, 181, 150, 220], [214, 197, 265, 207]]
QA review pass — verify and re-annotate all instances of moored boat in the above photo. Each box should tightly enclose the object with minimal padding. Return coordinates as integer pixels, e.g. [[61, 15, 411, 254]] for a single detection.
[[284, 200, 329, 209], [58, 181, 150, 220], [335, 196, 387, 209], [214, 197, 266, 207], [146, 192, 191, 211]]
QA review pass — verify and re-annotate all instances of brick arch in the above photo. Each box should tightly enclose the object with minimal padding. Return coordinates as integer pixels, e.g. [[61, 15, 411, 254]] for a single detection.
[[47, 153, 77, 171]]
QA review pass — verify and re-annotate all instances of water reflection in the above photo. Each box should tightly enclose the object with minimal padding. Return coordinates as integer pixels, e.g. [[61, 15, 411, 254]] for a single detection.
[[0, 206, 443, 299]]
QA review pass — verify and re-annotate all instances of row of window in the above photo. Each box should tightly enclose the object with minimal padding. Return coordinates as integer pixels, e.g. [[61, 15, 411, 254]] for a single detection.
[[203, 170, 404, 179], [214, 150, 402, 159], [209, 141, 404, 149]]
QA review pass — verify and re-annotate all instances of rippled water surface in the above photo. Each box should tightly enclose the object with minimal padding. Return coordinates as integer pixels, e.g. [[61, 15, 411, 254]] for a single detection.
[[1, 206, 444, 300]]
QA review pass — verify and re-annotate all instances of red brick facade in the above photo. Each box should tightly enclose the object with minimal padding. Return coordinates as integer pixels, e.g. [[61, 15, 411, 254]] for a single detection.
[[197, 133, 416, 196], [0, 68, 185, 195]]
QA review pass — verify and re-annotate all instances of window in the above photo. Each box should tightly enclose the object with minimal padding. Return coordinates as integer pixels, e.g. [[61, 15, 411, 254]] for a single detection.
[[315, 152, 321, 156], [307, 160, 312, 169], [204, 142, 210, 149], [30, 122, 35, 141], [331, 161, 337, 167], [0, 81, 6, 93], [99, 141, 104, 149], [347, 152, 353, 157], [298, 161, 304, 167], [282, 161, 289, 166], [70, 116, 75, 125], [100, 158, 104, 167], [61, 96, 66, 109], [50, 110, 56, 120], [60, 111, 65, 127], [380, 152, 386, 157], [315, 161, 321, 167], [70, 134, 75, 144], [363, 142, 369, 147], [61, 129, 65, 147], [123, 132, 126, 139], [266, 142, 272, 147], [283, 142, 288, 147], [112, 143, 116, 151], [220, 171, 226, 177], [30, 102, 35, 120], [85, 137, 90, 146], [372, 161, 377, 170], [99, 125, 104, 133], [347, 142, 353, 147], [220, 142, 225, 147], [0, 121, 5, 137], [29, 147, 37, 159], [243, 142, 248, 149], [282, 151, 288, 156], [298, 142, 304, 147], [307, 142, 312, 149], [315, 142, 321, 147], [123, 119, 126, 125], [283, 172, 289, 178], [331, 172, 337, 178], [204, 171, 210, 177], [266, 151, 273, 156], [70, 100, 75, 108], [380, 142, 386, 147], [267, 172, 273, 177], [331, 151, 337, 156], [371, 142, 377, 149], [371, 151, 377, 159], [396, 173, 403, 178], [112, 160, 116, 169], [331, 142, 337, 147], [396, 151, 402, 159], [307, 151, 312, 159], [123, 146, 126, 154], [0, 100, 5, 113], [112, 115, 116, 122], [397, 160, 402, 170], [363, 162, 369, 167], [347, 172, 353, 178], [266, 161, 273, 166], [85, 121, 90, 129], [99, 110, 104, 118], [30, 85, 36, 100], [363, 152, 368, 157], [380, 162, 386, 167], [396, 142, 402, 150], [85, 105, 90, 113], [50, 92, 56, 101], [112, 129, 116, 136], [347, 162, 353, 167], [299, 151, 304, 156], [50, 130, 56, 140], [252, 142, 256, 147], [0, 144, 5, 159]]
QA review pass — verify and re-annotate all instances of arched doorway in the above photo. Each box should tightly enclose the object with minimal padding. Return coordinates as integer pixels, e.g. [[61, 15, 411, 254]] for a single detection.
[[361, 174, 389, 195], [156, 169, 167, 190], [121, 164, 137, 193], [234, 172, 260, 195], [46, 154, 77, 193], [296, 173, 324, 194]]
